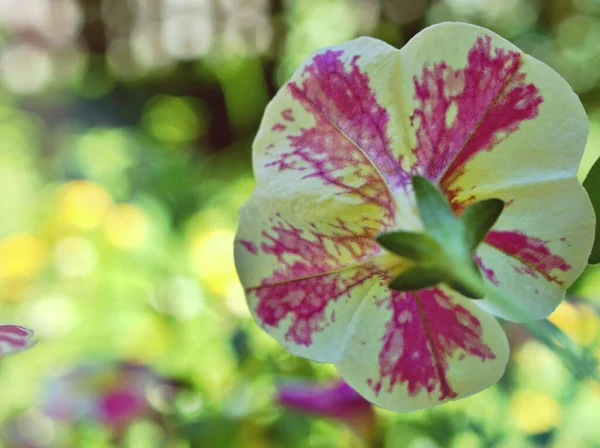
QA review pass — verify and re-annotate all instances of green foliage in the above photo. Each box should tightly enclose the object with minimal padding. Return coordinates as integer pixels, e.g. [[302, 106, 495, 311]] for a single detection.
[[584, 156, 600, 264]]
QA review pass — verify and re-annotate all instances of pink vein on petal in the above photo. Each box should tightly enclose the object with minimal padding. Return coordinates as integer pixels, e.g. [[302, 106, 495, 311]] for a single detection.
[[281, 108, 295, 122], [239, 239, 258, 254], [368, 288, 495, 401], [485, 230, 571, 284], [410, 35, 542, 199]]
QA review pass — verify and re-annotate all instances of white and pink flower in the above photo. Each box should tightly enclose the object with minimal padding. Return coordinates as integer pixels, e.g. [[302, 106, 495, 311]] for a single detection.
[[41, 362, 167, 429], [234, 23, 595, 411], [0, 325, 36, 357]]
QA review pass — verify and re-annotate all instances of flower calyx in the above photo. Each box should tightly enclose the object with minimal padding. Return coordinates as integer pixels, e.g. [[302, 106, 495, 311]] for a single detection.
[[377, 176, 504, 299]]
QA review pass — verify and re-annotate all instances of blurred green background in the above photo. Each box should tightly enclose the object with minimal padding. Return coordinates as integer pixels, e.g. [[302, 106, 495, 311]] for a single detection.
[[1, 0, 600, 447]]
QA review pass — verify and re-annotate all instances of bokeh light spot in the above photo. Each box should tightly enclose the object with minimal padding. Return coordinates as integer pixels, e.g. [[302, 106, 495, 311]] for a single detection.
[[0, 44, 53, 94], [0, 233, 46, 279], [190, 228, 237, 295], [56, 180, 113, 231], [150, 276, 205, 320], [142, 95, 206, 145], [548, 301, 599, 346], [510, 389, 561, 434], [54, 236, 98, 278], [27, 294, 76, 338], [105, 204, 150, 250]]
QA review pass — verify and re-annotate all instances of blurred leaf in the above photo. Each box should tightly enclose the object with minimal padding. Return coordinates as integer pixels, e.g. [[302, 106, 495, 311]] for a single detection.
[[142, 95, 207, 145], [231, 328, 252, 366], [583, 156, 600, 264], [180, 416, 238, 446]]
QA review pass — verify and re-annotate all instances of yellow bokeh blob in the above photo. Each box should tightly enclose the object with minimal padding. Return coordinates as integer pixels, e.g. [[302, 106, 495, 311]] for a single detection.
[[190, 228, 238, 295], [116, 313, 170, 362], [105, 204, 150, 250], [0, 233, 46, 279], [56, 180, 113, 230], [510, 390, 561, 434], [548, 301, 599, 346]]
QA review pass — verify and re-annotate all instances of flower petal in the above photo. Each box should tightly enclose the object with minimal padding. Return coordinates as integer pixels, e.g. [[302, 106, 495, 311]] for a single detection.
[[0, 325, 36, 356], [399, 22, 585, 198], [236, 192, 386, 362], [472, 178, 594, 321], [335, 285, 508, 411], [236, 37, 419, 362], [277, 380, 372, 419], [253, 36, 414, 205]]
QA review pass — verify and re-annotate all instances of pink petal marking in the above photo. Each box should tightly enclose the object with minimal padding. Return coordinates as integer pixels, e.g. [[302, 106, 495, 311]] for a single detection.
[[281, 108, 295, 122], [266, 49, 411, 224], [0, 325, 36, 355], [410, 35, 542, 197], [485, 230, 571, 284], [247, 218, 381, 346], [368, 288, 495, 400], [252, 269, 377, 346], [239, 239, 258, 254], [476, 255, 499, 285]]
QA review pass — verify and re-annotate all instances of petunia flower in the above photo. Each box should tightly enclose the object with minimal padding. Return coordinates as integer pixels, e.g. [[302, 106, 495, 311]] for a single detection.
[[277, 380, 376, 443], [234, 22, 595, 411], [0, 325, 36, 356], [40, 361, 169, 430]]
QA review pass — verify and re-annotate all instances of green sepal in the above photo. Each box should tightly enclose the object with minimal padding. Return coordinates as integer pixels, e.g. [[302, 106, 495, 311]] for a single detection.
[[389, 265, 445, 292], [583, 156, 600, 264], [411, 175, 459, 240], [376, 231, 442, 262], [461, 198, 505, 250]]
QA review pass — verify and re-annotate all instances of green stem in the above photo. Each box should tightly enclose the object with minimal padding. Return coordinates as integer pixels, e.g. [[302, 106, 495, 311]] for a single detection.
[[369, 431, 385, 448], [524, 319, 600, 382]]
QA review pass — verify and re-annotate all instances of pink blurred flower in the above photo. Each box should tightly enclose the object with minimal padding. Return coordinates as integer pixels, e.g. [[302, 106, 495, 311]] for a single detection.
[[278, 380, 377, 443], [0, 325, 36, 356], [41, 361, 169, 429]]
